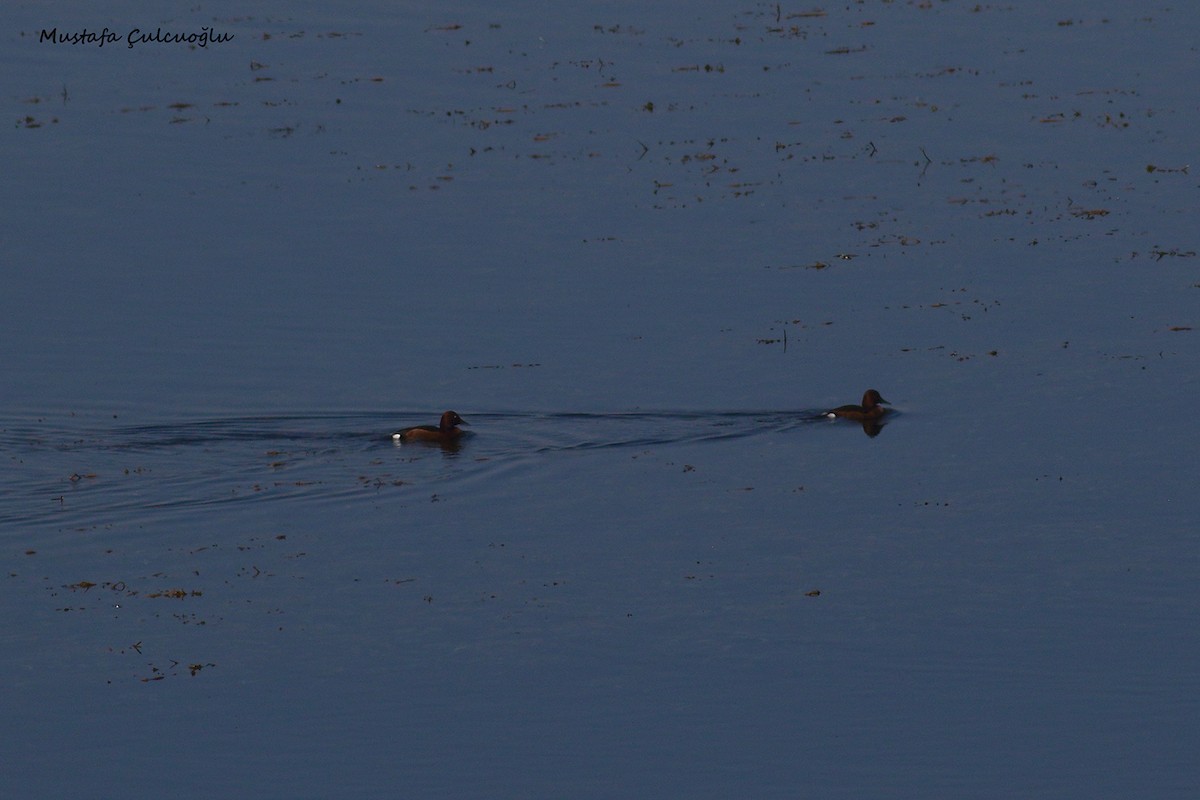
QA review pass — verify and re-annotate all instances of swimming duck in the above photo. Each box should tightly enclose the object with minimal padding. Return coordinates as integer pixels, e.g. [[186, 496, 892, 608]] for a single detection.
[[391, 410, 469, 442], [825, 389, 890, 421]]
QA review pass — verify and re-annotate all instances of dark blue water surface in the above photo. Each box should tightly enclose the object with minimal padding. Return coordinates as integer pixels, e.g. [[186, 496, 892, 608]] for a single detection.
[[3, 2, 1198, 797]]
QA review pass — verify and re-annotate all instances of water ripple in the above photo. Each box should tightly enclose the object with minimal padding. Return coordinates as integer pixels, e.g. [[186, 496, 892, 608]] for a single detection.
[[1, 409, 830, 534]]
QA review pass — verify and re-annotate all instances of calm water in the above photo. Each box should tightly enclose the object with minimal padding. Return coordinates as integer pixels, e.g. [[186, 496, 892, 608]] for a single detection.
[[3, 2, 1198, 797]]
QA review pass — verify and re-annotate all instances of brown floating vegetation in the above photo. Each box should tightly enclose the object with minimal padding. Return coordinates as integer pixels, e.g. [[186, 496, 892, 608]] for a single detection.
[[145, 588, 203, 599], [18, 115, 57, 128]]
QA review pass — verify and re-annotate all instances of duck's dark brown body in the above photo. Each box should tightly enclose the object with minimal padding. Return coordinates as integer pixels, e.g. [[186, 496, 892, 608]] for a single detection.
[[392, 411, 468, 442], [826, 390, 890, 421]]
